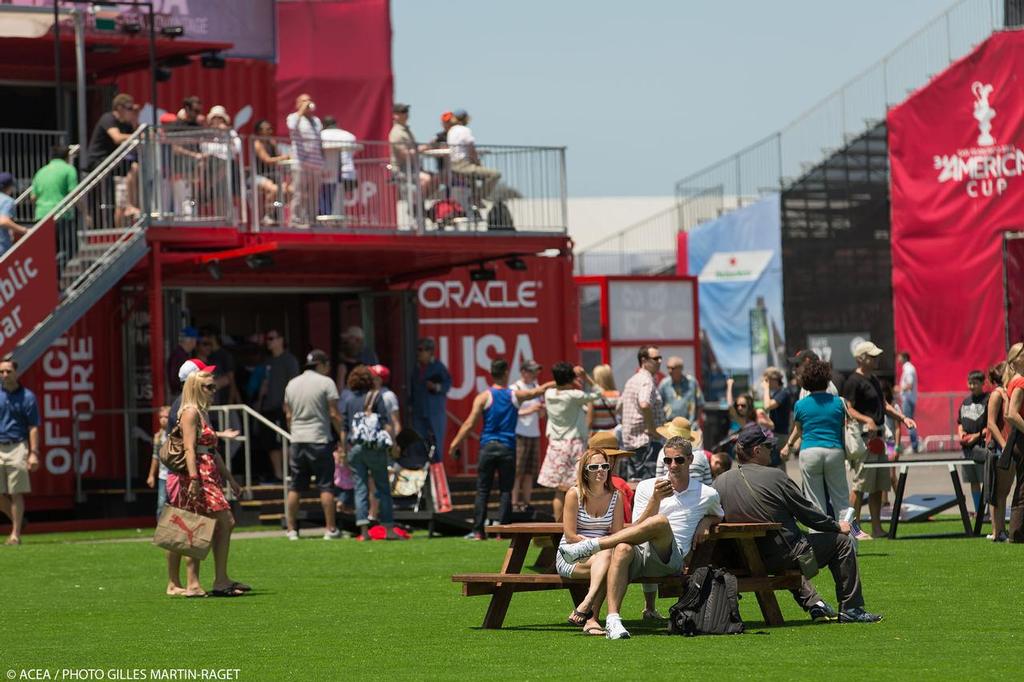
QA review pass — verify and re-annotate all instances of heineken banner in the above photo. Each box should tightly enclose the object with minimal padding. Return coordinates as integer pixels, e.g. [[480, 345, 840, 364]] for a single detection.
[[679, 193, 785, 378]]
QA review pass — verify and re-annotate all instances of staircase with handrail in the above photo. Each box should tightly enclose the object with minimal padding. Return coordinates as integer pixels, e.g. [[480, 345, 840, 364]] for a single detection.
[[10, 126, 152, 369]]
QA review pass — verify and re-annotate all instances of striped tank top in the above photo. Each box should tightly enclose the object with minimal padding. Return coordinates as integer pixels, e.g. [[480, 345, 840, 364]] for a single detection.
[[572, 490, 619, 538]]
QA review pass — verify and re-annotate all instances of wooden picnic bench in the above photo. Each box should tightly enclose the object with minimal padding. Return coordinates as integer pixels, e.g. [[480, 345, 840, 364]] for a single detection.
[[452, 521, 802, 629]]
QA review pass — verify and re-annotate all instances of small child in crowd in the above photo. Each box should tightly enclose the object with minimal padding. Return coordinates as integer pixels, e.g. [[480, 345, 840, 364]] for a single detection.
[[146, 405, 172, 518]]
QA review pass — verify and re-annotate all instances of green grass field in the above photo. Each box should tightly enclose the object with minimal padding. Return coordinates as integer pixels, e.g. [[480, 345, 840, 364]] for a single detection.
[[2, 520, 1020, 680]]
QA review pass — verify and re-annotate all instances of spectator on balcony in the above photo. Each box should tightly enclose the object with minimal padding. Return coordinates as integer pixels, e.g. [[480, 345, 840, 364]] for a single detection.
[[31, 145, 77, 222], [166, 326, 199, 396], [84, 93, 138, 171], [174, 96, 204, 128], [319, 115, 357, 218], [285, 93, 324, 227], [447, 109, 501, 201], [0, 173, 26, 256], [202, 106, 243, 210], [431, 111, 456, 175], [252, 120, 290, 226], [389, 102, 434, 198], [258, 329, 300, 482], [410, 338, 451, 459]]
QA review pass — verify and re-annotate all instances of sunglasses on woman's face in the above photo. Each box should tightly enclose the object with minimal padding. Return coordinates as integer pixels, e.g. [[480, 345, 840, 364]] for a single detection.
[[585, 463, 610, 472], [202, 384, 216, 391]]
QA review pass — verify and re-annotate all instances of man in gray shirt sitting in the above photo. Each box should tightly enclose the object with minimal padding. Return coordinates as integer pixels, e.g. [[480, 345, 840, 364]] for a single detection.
[[284, 350, 343, 541], [713, 423, 883, 624]]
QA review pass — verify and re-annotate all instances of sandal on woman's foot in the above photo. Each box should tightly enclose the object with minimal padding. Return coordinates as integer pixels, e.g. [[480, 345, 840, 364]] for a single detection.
[[182, 590, 207, 598], [582, 625, 606, 636], [210, 586, 245, 597], [567, 609, 593, 626]]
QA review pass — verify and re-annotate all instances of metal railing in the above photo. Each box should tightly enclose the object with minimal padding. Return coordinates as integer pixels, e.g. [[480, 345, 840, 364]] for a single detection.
[[148, 128, 246, 227], [245, 135, 567, 233], [576, 203, 681, 275], [0, 128, 69, 223], [47, 125, 149, 295], [578, 0, 1003, 269], [71, 403, 292, 506]]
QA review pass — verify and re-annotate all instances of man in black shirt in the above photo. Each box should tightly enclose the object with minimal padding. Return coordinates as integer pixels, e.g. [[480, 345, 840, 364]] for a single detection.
[[842, 341, 916, 539], [761, 367, 795, 468], [714, 424, 882, 623], [84, 93, 138, 171]]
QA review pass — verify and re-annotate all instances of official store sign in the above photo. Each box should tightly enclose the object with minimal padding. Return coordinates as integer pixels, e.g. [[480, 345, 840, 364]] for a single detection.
[[933, 81, 1021, 199], [697, 250, 773, 283]]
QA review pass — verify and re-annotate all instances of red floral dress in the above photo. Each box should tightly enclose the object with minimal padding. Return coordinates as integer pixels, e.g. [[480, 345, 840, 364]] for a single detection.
[[166, 412, 229, 514]]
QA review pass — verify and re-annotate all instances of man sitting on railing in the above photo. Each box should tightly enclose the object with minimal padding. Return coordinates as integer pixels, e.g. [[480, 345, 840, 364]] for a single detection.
[[447, 109, 501, 203], [0, 173, 27, 256], [389, 103, 435, 199]]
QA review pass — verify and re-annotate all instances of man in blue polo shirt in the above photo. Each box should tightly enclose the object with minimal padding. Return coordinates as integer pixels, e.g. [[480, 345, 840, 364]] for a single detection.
[[0, 356, 41, 545]]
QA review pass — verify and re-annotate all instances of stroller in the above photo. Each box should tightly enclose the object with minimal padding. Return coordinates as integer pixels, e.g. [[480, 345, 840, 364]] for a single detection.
[[390, 429, 452, 513]]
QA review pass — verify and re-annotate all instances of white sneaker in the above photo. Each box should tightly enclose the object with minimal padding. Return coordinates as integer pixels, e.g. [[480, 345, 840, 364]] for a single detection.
[[558, 538, 598, 564], [323, 528, 343, 540], [286, 530, 300, 541], [605, 618, 631, 640]]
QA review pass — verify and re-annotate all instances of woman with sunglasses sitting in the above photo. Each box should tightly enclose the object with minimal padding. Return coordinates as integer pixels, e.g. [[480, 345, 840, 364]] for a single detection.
[[165, 370, 247, 597], [556, 448, 624, 636]]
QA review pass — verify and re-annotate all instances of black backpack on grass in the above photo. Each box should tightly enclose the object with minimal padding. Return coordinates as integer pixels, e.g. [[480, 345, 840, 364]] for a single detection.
[[668, 567, 744, 636]]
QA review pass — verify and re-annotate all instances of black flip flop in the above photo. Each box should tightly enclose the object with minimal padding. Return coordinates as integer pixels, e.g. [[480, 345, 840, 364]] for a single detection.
[[210, 587, 245, 597], [567, 609, 593, 626]]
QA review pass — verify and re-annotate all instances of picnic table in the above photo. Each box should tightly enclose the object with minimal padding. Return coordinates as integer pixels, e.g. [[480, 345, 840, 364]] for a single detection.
[[452, 521, 802, 629]]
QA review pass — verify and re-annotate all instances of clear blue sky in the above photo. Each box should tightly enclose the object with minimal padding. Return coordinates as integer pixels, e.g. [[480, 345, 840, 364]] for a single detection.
[[393, 0, 967, 196]]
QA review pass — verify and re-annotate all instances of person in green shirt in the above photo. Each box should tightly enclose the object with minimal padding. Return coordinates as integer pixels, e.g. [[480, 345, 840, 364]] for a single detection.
[[31, 145, 77, 221]]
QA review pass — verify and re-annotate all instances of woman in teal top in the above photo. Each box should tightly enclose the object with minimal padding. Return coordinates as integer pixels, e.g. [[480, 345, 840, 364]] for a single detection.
[[782, 358, 852, 521]]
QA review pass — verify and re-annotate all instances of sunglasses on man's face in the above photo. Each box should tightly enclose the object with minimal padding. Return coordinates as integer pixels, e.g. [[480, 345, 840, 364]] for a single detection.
[[266, 335, 280, 341], [663, 456, 689, 466], [585, 463, 611, 472]]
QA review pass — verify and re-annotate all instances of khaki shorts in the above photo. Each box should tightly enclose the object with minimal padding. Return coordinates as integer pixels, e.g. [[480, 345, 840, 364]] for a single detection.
[[0, 441, 30, 495], [849, 452, 890, 494], [628, 538, 684, 581]]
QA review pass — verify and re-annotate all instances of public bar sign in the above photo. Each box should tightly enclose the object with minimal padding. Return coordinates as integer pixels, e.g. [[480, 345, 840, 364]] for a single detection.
[[0, 217, 57, 359]]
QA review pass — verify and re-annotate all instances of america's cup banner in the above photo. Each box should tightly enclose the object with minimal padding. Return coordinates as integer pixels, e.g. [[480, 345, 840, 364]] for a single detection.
[[416, 255, 576, 474], [889, 31, 1024, 391]]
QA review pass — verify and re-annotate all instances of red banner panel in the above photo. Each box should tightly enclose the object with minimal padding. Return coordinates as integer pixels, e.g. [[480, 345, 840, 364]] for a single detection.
[[0, 220, 57, 359], [20, 291, 124, 509], [415, 255, 577, 474], [276, 0, 393, 141], [888, 31, 1024, 391]]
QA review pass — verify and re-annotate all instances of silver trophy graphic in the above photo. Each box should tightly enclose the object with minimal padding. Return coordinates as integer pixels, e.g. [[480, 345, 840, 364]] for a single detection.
[[973, 81, 995, 147]]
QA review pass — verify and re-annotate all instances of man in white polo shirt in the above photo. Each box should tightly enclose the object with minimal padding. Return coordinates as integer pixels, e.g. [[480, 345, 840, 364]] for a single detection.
[[559, 435, 723, 639]]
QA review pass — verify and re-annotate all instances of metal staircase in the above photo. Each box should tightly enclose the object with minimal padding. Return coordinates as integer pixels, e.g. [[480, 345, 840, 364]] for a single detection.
[[11, 126, 151, 369]]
